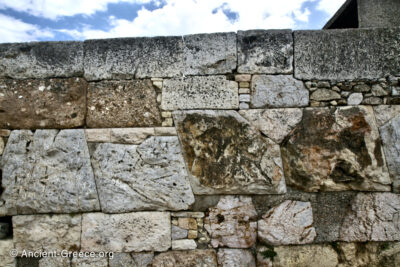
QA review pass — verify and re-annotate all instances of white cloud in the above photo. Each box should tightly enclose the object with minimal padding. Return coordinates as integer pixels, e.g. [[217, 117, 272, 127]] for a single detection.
[[0, 14, 53, 43], [317, 0, 346, 16]]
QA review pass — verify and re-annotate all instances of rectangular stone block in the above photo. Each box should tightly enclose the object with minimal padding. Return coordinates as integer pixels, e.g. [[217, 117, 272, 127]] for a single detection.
[[161, 76, 238, 110], [110, 128, 155, 144], [85, 129, 111, 143], [81, 212, 171, 252], [294, 28, 400, 81], [86, 80, 162, 128], [0, 41, 83, 79], [0, 78, 86, 129], [238, 30, 293, 74], [358, 0, 400, 28], [13, 214, 81, 253]]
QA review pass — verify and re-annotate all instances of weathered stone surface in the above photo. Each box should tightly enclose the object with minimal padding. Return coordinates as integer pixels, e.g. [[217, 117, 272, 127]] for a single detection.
[[84, 37, 184, 80], [0, 130, 100, 215], [251, 75, 309, 108], [239, 108, 303, 144], [39, 257, 69, 267], [258, 200, 316, 245], [87, 80, 161, 128], [71, 257, 108, 267], [0, 239, 15, 267], [310, 89, 341, 101], [172, 225, 188, 240], [204, 196, 257, 248], [109, 252, 154, 267], [373, 105, 400, 127], [281, 106, 391, 192], [339, 193, 400, 241], [171, 239, 197, 250], [347, 93, 363, 105], [258, 244, 339, 267], [0, 78, 86, 129], [152, 250, 217, 267], [154, 127, 177, 136], [183, 32, 236, 75], [85, 129, 111, 143], [13, 214, 81, 253], [380, 116, 400, 192], [161, 76, 238, 110], [81, 212, 171, 252], [89, 136, 194, 212], [0, 138, 4, 156], [238, 30, 293, 74], [217, 249, 255, 267], [372, 84, 388, 96], [294, 28, 400, 80], [358, 0, 400, 28], [110, 128, 155, 144], [0, 41, 83, 79], [173, 110, 286, 194]]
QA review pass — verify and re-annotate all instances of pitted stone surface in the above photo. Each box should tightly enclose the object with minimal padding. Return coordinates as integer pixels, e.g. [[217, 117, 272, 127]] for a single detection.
[[0, 41, 83, 79], [373, 105, 400, 127], [0, 239, 15, 267], [204, 196, 257, 248], [0, 78, 86, 129], [109, 252, 154, 267], [86, 80, 161, 128], [89, 136, 194, 212], [339, 193, 400, 242], [161, 76, 238, 110], [81, 212, 171, 252], [294, 28, 400, 80], [84, 37, 184, 80], [217, 249, 255, 267], [239, 108, 303, 144], [13, 214, 81, 253], [0, 130, 100, 215], [281, 106, 391, 192], [183, 32, 236, 75], [258, 200, 316, 245], [173, 110, 286, 194], [251, 75, 309, 108], [238, 30, 293, 74], [152, 249, 217, 267], [71, 257, 109, 267]]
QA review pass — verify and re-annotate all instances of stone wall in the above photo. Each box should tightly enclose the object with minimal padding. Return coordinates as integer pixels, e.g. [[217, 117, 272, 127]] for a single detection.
[[0, 27, 399, 267]]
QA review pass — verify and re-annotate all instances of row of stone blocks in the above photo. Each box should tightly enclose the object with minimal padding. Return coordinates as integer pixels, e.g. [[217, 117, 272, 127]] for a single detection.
[[0, 27, 399, 81]]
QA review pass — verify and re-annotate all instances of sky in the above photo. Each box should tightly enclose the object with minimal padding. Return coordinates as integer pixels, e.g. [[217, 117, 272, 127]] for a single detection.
[[0, 0, 346, 43]]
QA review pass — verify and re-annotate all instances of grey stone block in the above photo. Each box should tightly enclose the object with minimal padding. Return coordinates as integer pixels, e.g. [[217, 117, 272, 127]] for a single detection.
[[238, 30, 293, 74], [294, 28, 400, 81], [358, 0, 400, 28], [0, 41, 83, 79]]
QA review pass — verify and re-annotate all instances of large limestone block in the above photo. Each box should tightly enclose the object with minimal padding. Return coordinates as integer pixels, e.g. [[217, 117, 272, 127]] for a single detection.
[[0, 239, 15, 267], [238, 30, 293, 74], [161, 76, 238, 110], [0, 41, 83, 79], [81, 212, 171, 252], [0, 78, 86, 129], [152, 249, 217, 267], [0, 130, 100, 215], [86, 80, 161, 128], [173, 110, 286, 194], [258, 200, 316, 245], [204, 196, 257, 248], [217, 249, 255, 267], [239, 108, 303, 144], [13, 214, 81, 253], [109, 252, 154, 267], [84, 37, 184, 80], [339, 193, 400, 241], [379, 116, 400, 192], [294, 28, 400, 80], [281, 106, 391, 192], [183, 32, 236, 75], [251, 75, 309, 108], [89, 136, 194, 213]]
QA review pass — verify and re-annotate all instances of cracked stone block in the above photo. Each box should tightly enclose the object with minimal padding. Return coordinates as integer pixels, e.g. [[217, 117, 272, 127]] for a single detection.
[[152, 250, 217, 267], [174, 110, 286, 194], [217, 249, 255, 267], [89, 136, 194, 212], [0, 129, 100, 215]]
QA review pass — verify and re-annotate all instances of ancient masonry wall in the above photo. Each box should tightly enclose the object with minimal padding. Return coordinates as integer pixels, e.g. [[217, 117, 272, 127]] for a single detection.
[[0, 27, 400, 267]]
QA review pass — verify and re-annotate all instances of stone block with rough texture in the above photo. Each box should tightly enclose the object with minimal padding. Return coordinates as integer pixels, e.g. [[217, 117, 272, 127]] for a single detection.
[[217, 249, 256, 267], [251, 75, 309, 108], [110, 128, 155, 144], [86, 80, 161, 128], [238, 30, 293, 74], [171, 239, 197, 250], [0, 130, 100, 215], [161, 76, 238, 110], [89, 136, 194, 212], [373, 105, 400, 127], [294, 28, 400, 80], [0, 239, 15, 267], [0, 41, 83, 79], [152, 250, 217, 267], [109, 252, 154, 267], [81, 212, 171, 252], [13, 214, 81, 253], [0, 78, 86, 129], [174, 110, 286, 194]]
